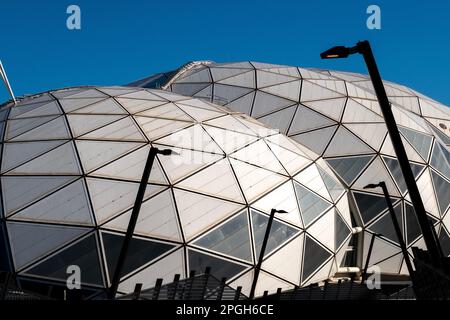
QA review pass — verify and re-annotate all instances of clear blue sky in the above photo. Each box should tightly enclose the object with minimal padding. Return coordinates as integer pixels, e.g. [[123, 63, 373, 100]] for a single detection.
[[1, 0, 449, 105]]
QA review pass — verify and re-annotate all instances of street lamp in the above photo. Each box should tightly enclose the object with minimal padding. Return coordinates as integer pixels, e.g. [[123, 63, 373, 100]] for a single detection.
[[364, 182, 415, 279], [107, 146, 177, 299], [249, 208, 288, 299], [321, 40, 442, 267]]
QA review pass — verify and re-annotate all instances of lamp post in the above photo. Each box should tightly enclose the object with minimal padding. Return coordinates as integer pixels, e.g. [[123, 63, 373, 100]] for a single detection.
[[107, 146, 176, 299], [364, 182, 415, 278], [249, 208, 288, 299], [321, 40, 442, 267]]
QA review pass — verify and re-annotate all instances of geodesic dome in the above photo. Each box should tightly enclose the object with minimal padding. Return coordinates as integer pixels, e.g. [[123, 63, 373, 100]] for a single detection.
[[134, 61, 450, 274], [0, 86, 352, 297]]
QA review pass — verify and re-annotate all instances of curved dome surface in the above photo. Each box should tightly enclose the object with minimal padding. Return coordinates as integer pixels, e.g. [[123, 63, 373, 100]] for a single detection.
[[139, 61, 450, 274], [0, 86, 351, 296]]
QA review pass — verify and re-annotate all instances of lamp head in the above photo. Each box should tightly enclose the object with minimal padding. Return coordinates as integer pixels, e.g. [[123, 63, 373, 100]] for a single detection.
[[364, 183, 381, 190]]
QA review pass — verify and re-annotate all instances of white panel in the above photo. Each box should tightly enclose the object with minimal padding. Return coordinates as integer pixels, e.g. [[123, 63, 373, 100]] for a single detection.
[[76, 140, 143, 173], [230, 140, 286, 174], [301, 81, 343, 101], [11, 101, 61, 119], [307, 209, 335, 251], [362, 232, 401, 266], [176, 159, 245, 203], [302, 97, 346, 121], [252, 181, 302, 227], [67, 114, 125, 137], [135, 102, 191, 121], [116, 98, 167, 114], [294, 164, 331, 201], [416, 169, 440, 218], [260, 80, 301, 101], [104, 188, 181, 241], [205, 115, 257, 135], [9, 116, 70, 141], [230, 158, 288, 203], [203, 125, 258, 154], [81, 116, 146, 141], [342, 99, 384, 123], [266, 140, 311, 176], [8, 142, 81, 175], [174, 189, 244, 241], [72, 98, 127, 114], [59, 97, 106, 113], [345, 123, 388, 151], [324, 126, 373, 157], [176, 103, 225, 122], [353, 157, 400, 196], [262, 234, 303, 285], [134, 116, 191, 141]]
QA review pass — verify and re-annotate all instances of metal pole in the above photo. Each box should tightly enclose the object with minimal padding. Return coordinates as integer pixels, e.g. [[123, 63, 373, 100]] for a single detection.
[[107, 147, 159, 299], [357, 40, 442, 266], [379, 182, 415, 277], [249, 208, 276, 299], [361, 232, 377, 284], [0, 60, 16, 104]]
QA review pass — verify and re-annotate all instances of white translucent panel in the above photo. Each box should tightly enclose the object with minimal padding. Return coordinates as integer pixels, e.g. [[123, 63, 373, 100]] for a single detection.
[[260, 80, 301, 102], [362, 232, 401, 267], [256, 70, 298, 88], [254, 271, 293, 296], [227, 92, 254, 114], [210, 67, 250, 82], [329, 70, 367, 82], [58, 88, 106, 99], [260, 66, 300, 77], [15, 94, 53, 107], [252, 181, 302, 227], [252, 91, 295, 117], [117, 248, 184, 293], [193, 85, 213, 100], [335, 193, 352, 227], [346, 83, 377, 100], [324, 126, 373, 157], [92, 145, 168, 184], [155, 124, 223, 154], [135, 102, 191, 121], [230, 140, 287, 174], [291, 126, 337, 156], [289, 105, 335, 135], [416, 169, 440, 218], [176, 158, 245, 203], [345, 123, 387, 151], [294, 164, 331, 201], [258, 105, 296, 134], [51, 88, 86, 99], [352, 98, 382, 116], [390, 96, 421, 114], [97, 87, 140, 97], [306, 208, 335, 251], [87, 178, 163, 224], [236, 114, 279, 137], [59, 97, 107, 113], [155, 146, 222, 183], [204, 125, 258, 154], [353, 157, 400, 196], [81, 116, 146, 141], [177, 98, 219, 111], [419, 98, 450, 119], [307, 79, 347, 95], [134, 116, 191, 141], [71, 98, 126, 114], [151, 90, 187, 102], [103, 188, 181, 241], [10, 101, 61, 119], [174, 188, 244, 241], [9, 116, 70, 141], [76, 140, 143, 173], [116, 98, 167, 114], [399, 126, 433, 161], [266, 134, 311, 158], [217, 70, 255, 88], [300, 80, 343, 101], [177, 68, 211, 83], [266, 140, 311, 176], [2, 176, 76, 215], [393, 106, 430, 134], [229, 270, 253, 297], [116, 90, 166, 101], [261, 234, 303, 285], [214, 62, 254, 69], [8, 142, 81, 175], [7, 221, 88, 269], [376, 253, 403, 274], [381, 134, 425, 163], [302, 257, 333, 287], [230, 158, 288, 203], [205, 115, 256, 135], [5, 116, 58, 140], [176, 103, 225, 122], [1, 140, 65, 173], [12, 179, 93, 225], [342, 98, 384, 123], [302, 97, 346, 121], [66, 114, 125, 137], [213, 84, 253, 104], [317, 165, 346, 201]]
